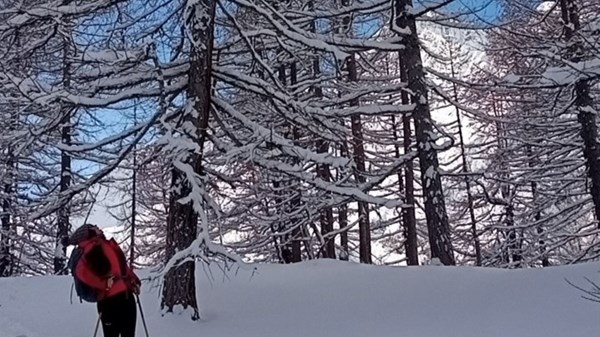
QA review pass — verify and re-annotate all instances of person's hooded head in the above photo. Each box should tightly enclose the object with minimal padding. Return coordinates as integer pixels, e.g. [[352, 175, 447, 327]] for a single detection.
[[64, 224, 111, 277], [62, 223, 105, 247]]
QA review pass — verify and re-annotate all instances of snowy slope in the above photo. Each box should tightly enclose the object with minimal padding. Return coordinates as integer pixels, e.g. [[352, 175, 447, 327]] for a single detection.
[[0, 260, 599, 337]]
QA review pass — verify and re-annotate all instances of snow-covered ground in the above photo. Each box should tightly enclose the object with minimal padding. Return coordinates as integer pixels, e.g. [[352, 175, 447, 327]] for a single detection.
[[1, 260, 599, 337]]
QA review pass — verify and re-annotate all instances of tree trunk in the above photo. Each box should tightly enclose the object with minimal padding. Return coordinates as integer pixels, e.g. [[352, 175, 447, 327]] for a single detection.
[[162, 0, 217, 319], [396, 0, 454, 265], [559, 0, 600, 228], [55, 26, 73, 274], [0, 31, 20, 277], [309, 8, 335, 258], [0, 156, 12, 277], [130, 107, 138, 267], [523, 99, 548, 267], [274, 63, 302, 264], [163, 168, 199, 316], [0, 100, 14, 276], [492, 98, 521, 267], [347, 53, 372, 264], [55, 111, 72, 274], [527, 147, 548, 267], [338, 142, 349, 261], [288, 62, 303, 262], [268, 65, 288, 263], [398, 57, 419, 266], [505, 204, 520, 266], [317, 137, 335, 259], [340, 0, 370, 263]]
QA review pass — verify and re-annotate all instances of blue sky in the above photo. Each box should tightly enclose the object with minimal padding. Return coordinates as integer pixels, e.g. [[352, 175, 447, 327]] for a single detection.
[[419, 0, 503, 23]]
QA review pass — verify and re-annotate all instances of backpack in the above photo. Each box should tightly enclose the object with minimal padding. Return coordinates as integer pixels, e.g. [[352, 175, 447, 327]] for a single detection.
[[68, 246, 99, 303]]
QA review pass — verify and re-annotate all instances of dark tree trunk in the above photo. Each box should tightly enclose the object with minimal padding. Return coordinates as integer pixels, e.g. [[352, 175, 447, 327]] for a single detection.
[[492, 99, 521, 267], [289, 62, 303, 262], [162, 0, 217, 319], [270, 172, 287, 263], [272, 65, 288, 263], [528, 151, 548, 267], [0, 155, 12, 277], [0, 99, 14, 276], [130, 108, 138, 267], [559, 0, 600, 228], [575, 88, 600, 226], [0, 31, 20, 277], [163, 170, 199, 316], [55, 109, 72, 274], [536, 213, 549, 267], [317, 138, 335, 259], [309, 8, 335, 258], [504, 200, 521, 267], [395, 0, 454, 265], [0, 107, 16, 277], [524, 111, 548, 267], [55, 29, 73, 274], [340, 0, 370, 264], [338, 141, 350, 261], [347, 53, 372, 264], [274, 63, 302, 264], [398, 57, 419, 266], [267, 0, 302, 263]]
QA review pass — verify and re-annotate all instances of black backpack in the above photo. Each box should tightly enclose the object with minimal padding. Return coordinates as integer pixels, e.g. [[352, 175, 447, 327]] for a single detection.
[[68, 246, 99, 303]]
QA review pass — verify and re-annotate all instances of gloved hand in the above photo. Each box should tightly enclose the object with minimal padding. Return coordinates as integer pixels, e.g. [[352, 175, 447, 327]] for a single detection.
[[126, 275, 141, 294]]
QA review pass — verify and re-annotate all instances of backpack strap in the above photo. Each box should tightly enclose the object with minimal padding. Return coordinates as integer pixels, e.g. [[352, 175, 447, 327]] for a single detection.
[[69, 282, 83, 304]]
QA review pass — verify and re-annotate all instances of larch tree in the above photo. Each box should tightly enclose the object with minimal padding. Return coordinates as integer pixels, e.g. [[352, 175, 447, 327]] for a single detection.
[[394, 0, 455, 265]]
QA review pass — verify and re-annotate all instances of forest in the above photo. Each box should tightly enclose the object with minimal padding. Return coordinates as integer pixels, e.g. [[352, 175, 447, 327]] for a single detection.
[[0, 0, 599, 318]]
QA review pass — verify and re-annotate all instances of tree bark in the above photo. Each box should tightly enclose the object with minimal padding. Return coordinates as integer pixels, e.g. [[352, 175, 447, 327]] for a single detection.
[[0, 31, 20, 277], [395, 0, 454, 265], [309, 7, 335, 258], [317, 137, 336, 259], [130, 107, 138, 267], [527, 145, 548, 267], [559, 0, 600, 228], [273, 63, 303, 264], [0, 91, 14, 275], [288, 62, 303, 262], [55, 23, 73, 274], [503, 197, 520, 267], [347, 53, 372, 264], [0, 149, 13, 277], [398, 57, 419, 266], [492, 98, 521, 267], [339, 0, 371, 264], [338, 142, 349, 261], [162, 0, 217, 319]]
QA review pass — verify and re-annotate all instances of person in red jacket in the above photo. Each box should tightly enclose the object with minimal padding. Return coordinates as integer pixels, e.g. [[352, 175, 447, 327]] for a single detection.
[[65, 224, 141, 337]]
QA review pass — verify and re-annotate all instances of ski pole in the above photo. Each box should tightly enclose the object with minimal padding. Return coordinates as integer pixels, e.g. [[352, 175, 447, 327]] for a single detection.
[[136, 294, 150, 337], [93, 314, 101, 337]]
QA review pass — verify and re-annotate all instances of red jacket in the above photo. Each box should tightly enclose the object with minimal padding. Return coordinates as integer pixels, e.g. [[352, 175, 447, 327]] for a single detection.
[[75, 237, 140, 301]]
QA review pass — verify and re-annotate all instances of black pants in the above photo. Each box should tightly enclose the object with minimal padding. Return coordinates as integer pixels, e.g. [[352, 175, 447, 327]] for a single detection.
[[97, 292, 137, 337]]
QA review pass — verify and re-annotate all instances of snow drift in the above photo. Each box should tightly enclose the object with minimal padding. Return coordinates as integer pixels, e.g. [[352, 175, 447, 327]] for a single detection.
[[0, 260, 599, 337]]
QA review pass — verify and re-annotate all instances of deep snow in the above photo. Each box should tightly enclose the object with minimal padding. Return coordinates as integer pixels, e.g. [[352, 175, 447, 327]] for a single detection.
[[0, 260, 599, 337]]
